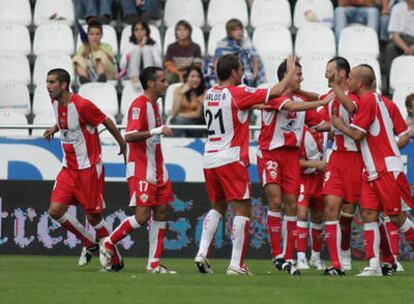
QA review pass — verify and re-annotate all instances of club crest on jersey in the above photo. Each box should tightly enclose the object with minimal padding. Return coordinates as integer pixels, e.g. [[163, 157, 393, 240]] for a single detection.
[[140, 193, 148, 203], [244, 87, 257, 93], [270, 171, 277, 179], [132, 107, 140, 120]]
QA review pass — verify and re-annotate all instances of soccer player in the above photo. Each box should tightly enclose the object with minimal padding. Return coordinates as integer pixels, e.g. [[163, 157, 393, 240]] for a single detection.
[[331, 65, 414, 276], [296, 126, 327, 270], [194, 54, 298, 275], [99, 67, 175, 273], [44, 68, 126, 271], [256, 59, 331, 275]]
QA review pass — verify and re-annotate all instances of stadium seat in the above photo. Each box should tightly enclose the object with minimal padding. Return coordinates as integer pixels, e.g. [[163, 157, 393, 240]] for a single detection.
[[0, 110, 29, 136], [120, 84, 143, 116], [0, 52, 31, 85], [294, 24, 336, 58], [253, 25, 293, 56], [250, 0, 291, 28], [301, 80, 330, 95], [260, 53, 286, 83], [390, 56, 414, 91], [33, 52, 74, 87], [164, 82, 184, 116], [300, 55, 330, 87], [0, 24, 31, 56], [32, 86, 54, 116], [78, 83, 119, 117], [207, 25, 248, 56], [121, 98, 163, 124], [164, 0, 205, 28], [392, 84, 414, 118], [347, 56, 382, 92], [293, 0, 334, 29], [207, 0, 248, 27], [163, 25, 205, 56], [119, 24, 161, 55], [0, 82, 30, 115], [31, 112, 56, 137], [98, 114, 117, 139], [0, 0, 31, 26], [77, 25, 118, 55], [33, 24, 75, 56], [338, 25, 379, 58], [33, 0, 74, 26]]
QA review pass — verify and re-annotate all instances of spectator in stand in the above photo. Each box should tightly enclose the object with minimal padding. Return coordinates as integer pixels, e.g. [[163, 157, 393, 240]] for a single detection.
[[119, 20, 162, 86], [74, 0, 113, 24], [383, 0, 414, 93], [380, 0, 401, 43], [73, 20, 116, 84], [213, 18, 265, 87], [334, 0, 380, 41], [164, 20, 203, 84], [169, 65, 205, 138], [405, 93, 414, 138], [120, 0, 162, 25]]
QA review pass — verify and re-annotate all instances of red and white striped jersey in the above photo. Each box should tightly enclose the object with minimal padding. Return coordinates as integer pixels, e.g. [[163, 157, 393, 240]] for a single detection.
[[125, 95, 169, 184], [320, 90, 360, 152], [203, 85, 270, 169], [300, 126, 325, 175], [351, 92, 405, 181], [52, 93, 106, 170], [258, 94, 324, 151]]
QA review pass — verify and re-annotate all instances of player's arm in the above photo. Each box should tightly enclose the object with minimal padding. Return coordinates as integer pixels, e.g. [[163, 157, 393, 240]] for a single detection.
[[299, 159, 327, 171], [43, 124, 59, 142], [331, 83, 357, 114], [282, 93, 334, 112], [124, 126, 173, 143], [268, 55, 296, 98], [102, 117, 127, 162], [312, 121, 331, 132], [397, 132, 409, 149], [331, 115, 365, 141], [295, 89, 320, 101]]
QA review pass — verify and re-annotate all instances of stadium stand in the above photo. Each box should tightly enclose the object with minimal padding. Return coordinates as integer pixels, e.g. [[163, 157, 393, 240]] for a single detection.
[[207, 0, 248, 27], [347, 56, 382, 91], [76, 24, 119, 56], [338, 25, 380, 58], [0, 82, 31, 115], [33, 0, 74, 26], [0, 110, 29, 136], [120, 84, 143, 117], [392, 84, 414, 118], [33, 24, 75, 56], [32, 85, 54, 117], [260, 53, 286, 83], [163, 25, 206, 56], [294, 24, 336, 58], [78, 82, 119, 117], [32, 52, 74, 87], [31, 111, 56, 137], [164, 82, 184, 117], [0, 52, 31, 85], [207, 24, 248, 56], [0, 0, 32, 26], [120, 24, 162, 55], [0, 24, 31, 56], [163, 0, 205, 28], [252, 25, 293, 57], [293, 0, 334, 29], [389, 55, 414, 91], [250, 0, 291, 28]]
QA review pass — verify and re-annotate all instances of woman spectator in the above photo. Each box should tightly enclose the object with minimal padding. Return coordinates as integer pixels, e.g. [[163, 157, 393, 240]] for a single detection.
[[405, 93, 414, 138], [169, 65, 205, 138], [119, 20, 162, 86], [213, 18, 265, 87], [164, 20, 203, 84]]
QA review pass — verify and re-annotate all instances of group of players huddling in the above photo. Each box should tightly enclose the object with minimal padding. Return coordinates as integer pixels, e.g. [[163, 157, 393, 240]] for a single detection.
[[43, 52, 414, 277]]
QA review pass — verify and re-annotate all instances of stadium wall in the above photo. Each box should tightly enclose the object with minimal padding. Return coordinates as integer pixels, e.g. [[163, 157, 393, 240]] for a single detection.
[[0, 137, 413, 260]]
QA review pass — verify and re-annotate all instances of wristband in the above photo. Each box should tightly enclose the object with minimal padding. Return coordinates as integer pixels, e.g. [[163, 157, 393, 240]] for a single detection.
[[149, 126, 163, 136]]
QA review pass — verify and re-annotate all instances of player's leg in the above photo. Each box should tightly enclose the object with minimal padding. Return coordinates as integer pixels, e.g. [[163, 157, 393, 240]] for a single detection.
[[296, 200, 310, 270], [383, 216, 403, 271], [308, 202, 324, 270], [378, 216, 397, 275], [339, 203, 355, 271], [227, 199, 252, 275], [265, 183, 283, 263]]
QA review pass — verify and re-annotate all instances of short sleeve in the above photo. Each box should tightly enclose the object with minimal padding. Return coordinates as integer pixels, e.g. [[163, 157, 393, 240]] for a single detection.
[[125, 100, 148, 134], [164, 44, 174, 62], [388, 3, 404, 33], [305, 108, 324, 127], [267, 96, 291, 111], [388, 101, 409, 136], [231, 86, 270, 110], [350, 94, 376, 133], [78, 98, 106, 127]]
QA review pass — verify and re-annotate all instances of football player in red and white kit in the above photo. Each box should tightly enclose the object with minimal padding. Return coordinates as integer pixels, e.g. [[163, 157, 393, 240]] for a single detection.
[[296, 126, 327, 270], [256, 59, 331, 275], [194, 54, 298, 275], [331, 65, 414, 276], [99, 67, 176, 273], [44, 68, 126, 271]]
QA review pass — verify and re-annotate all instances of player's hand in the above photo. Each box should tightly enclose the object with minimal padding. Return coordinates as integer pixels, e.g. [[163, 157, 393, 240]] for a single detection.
[[331, 115, 344, 129], [321, 91, 335, 105], [43, 126, 57, 142], [315, 161, 327, 171], [161, 126, 173, 137], [286, 55, 296, 75], [252, 103, 272, 110], [118, 140, 127, 163]]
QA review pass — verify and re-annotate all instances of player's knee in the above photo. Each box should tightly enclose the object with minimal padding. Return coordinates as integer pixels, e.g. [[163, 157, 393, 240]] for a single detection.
[[153, 209, 168, 221], [48, 206, 63, 220], [360, 209, 378, 222]]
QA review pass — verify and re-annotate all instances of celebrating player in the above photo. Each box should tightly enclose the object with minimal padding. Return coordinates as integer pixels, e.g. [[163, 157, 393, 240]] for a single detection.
[[99, 67, 176, 273], [44, 68, 126, 271], [194, 54, 298, 275]]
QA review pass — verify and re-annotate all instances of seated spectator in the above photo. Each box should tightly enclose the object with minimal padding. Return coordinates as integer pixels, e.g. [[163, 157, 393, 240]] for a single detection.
[[380, 0, 401, 42], [73, 20, 116, 84], [169, 66, 205, 138], [213, 18, 265, 87], [383, 0, 414, 93], [74, 0, 113, 24], [405, 93, 414, 137], [120, 0, 161, 25], [164, 20, 203, 84], [334, 0, 380, 41], [119, 20, 162, 85]]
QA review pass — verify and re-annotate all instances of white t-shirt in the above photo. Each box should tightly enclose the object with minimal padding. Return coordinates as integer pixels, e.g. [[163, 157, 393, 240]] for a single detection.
[[388, 2, 414, 37]]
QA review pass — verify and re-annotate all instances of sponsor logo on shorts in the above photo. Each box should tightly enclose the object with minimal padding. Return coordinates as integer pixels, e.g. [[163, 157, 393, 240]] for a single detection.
[[270, 170, 277, 179], [140, 193, 148, 203]]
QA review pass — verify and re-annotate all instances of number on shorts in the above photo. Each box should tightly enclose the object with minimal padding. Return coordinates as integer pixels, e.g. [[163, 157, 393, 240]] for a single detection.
[[139, 180, 149, 192], [266, 161, 278, 171]]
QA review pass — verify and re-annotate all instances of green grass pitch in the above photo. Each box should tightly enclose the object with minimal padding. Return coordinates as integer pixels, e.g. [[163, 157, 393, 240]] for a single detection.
[[1, 256, 414, 304]]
